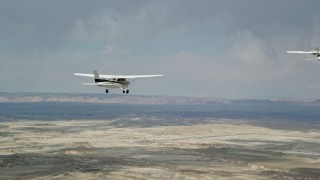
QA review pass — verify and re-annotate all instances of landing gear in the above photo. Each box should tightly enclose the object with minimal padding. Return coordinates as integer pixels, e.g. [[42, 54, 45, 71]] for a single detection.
[[105, 89, 109, 93], [122, 89, 129, 94]]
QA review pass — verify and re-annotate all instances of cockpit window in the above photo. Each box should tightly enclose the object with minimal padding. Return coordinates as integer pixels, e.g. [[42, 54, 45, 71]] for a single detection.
[[117, 78, 126, 82]]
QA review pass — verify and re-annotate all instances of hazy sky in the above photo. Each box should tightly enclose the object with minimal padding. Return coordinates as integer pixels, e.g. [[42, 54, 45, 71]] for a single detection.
[[1, 0, 320, 99]]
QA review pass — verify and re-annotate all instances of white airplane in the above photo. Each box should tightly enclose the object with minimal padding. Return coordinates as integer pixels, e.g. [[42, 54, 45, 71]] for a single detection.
[[286, 48, 320, 61], [74, 70, 164, 94]]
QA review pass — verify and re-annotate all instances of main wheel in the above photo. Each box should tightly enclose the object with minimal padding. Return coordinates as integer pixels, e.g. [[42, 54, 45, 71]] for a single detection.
[[126, 90, 129, 94], [106, 89, 109, 93], [123, 90, 125, 94]]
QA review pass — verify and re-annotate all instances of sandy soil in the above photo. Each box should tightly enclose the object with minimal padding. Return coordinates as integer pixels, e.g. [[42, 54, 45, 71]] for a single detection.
[[0, 119, 319, 179]]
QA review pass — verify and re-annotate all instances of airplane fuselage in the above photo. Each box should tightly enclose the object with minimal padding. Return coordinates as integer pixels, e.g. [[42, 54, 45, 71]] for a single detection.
[[95, 78, 130, 89]]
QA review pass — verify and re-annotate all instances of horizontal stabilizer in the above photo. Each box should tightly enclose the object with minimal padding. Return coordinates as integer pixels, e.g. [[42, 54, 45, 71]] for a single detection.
[[96, 82, 114, 85], [305, 58, 320, 61], [83, 83, 97, 85], [83, 82, 114, 86]]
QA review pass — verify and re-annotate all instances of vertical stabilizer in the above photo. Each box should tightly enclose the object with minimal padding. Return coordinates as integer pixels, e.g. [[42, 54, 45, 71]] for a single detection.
[[93, 70, 100, 82]]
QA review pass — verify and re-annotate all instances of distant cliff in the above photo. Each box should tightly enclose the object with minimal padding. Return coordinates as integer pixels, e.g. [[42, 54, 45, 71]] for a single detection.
[[0, 92, 318, 106], [0, 93, 220, 105]]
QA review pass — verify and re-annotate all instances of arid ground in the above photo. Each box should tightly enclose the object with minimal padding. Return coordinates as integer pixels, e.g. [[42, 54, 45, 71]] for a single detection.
[[0, 119, 319, 179]]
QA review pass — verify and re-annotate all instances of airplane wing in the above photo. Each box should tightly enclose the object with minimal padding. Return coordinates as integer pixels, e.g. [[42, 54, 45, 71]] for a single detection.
[[100, 75, 164, 79], [74, 73, 95, 78], [286, 51, 317, 54], [74, 73, 164, 79]]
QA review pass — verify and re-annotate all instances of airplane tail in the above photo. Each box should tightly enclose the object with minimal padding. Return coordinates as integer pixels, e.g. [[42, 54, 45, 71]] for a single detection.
[[93, 70, 101, 82]]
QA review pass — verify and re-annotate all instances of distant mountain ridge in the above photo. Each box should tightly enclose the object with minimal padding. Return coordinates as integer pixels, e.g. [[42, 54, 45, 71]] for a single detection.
[[0, 92, 217, 105], [0, 92, 319, 106]]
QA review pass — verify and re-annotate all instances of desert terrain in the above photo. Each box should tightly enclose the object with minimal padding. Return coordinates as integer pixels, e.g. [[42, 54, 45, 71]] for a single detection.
[[0, 118, 319, 179]]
